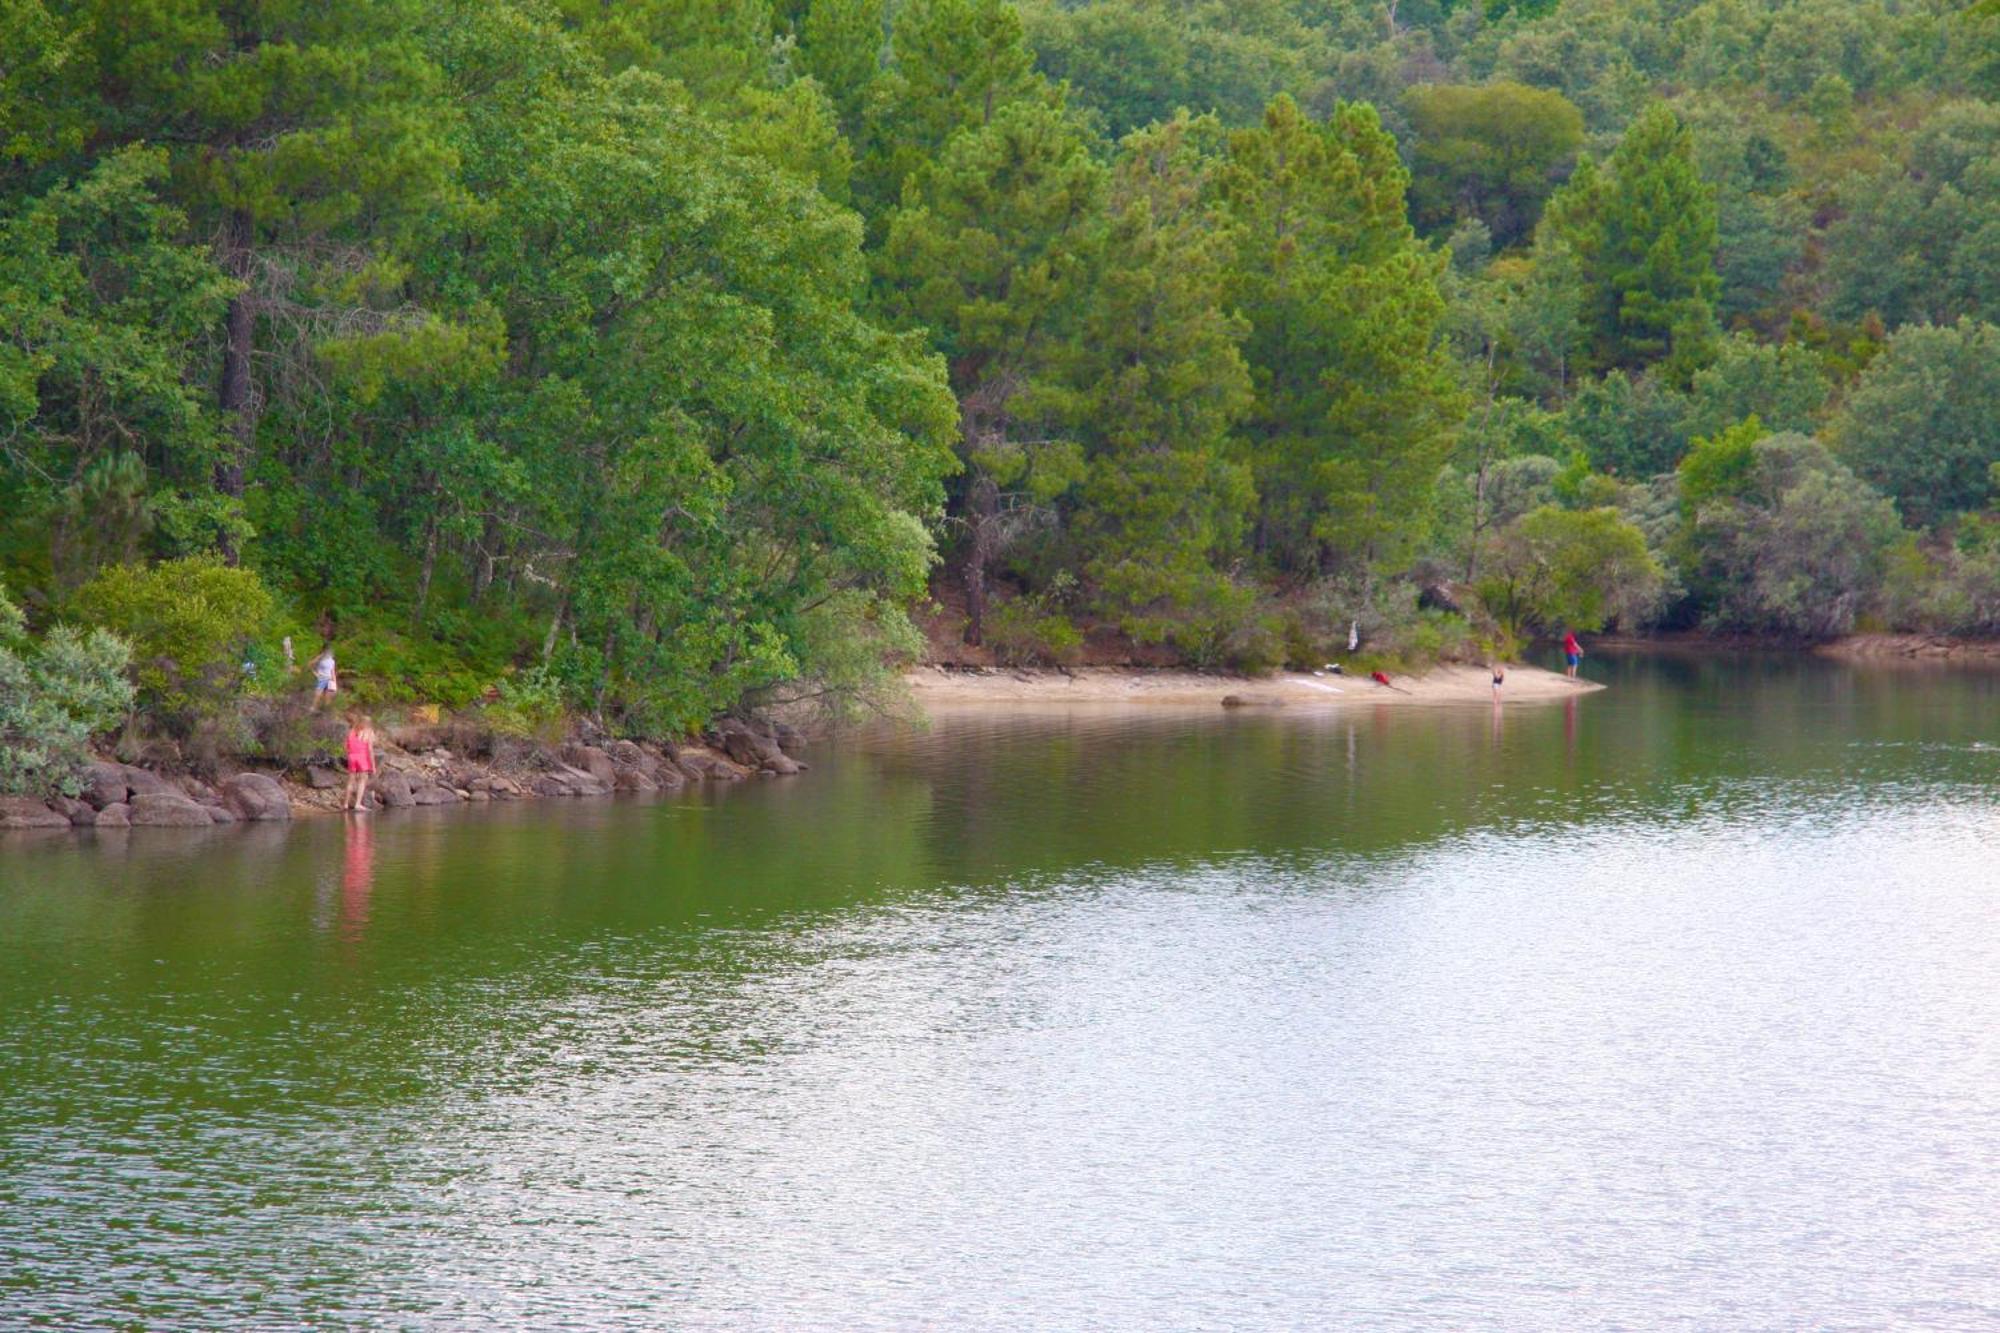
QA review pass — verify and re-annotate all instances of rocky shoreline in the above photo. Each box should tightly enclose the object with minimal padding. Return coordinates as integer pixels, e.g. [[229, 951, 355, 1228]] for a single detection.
[[0, 717, 811, 834]]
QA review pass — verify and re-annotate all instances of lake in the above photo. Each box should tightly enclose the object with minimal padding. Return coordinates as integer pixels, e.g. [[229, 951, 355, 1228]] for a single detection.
[[3, 652, 1997, 1329]]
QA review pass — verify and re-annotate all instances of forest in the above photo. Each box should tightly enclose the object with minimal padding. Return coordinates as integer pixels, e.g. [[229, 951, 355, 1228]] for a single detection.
[[5, 0, 2000, 786]]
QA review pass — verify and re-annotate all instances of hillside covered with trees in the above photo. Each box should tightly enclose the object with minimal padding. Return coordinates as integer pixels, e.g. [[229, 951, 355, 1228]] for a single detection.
[[5, 0, 2000, 783]]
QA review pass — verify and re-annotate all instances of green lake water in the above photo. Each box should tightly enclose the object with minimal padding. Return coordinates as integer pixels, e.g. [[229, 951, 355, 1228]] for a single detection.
[[3, 653, 1997, 1328]]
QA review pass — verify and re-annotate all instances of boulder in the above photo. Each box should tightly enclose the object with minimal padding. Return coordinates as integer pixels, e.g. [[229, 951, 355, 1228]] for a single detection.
[[771, 721, 807, 751], [206, 804, 239, 824], [119, 765, 178, 799], [81, 761, 130, 810], [94, 802, 130, 828], [177, 776, 221, 806], [372, 769, 415, 808], [563, 745, 617, 786], [0, 796, 70, 829], [717, 723, 803, 776], [305, 766, 343, 790], [221, 773, 292, 822], [410, 784, 458, 806], [127, 793, 216, 827], [675, 746, 748, 782], [614, 767, 658, 793], [532, 774, 574, 798], [607, 740, 652, 771], [48, 795, 97, 827], [553, 762, 611, 796]]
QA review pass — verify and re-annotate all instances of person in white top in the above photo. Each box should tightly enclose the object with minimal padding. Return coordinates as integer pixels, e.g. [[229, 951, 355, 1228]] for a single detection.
[[311, 644, 338, 709]]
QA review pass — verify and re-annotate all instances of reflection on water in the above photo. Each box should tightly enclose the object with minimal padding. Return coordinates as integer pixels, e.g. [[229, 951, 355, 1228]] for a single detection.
[[2, 653, 1999, 1328]]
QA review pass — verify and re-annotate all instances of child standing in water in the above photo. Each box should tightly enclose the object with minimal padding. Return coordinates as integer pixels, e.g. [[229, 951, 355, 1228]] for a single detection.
[[1491, 660, 1506, 701], [342, 712, 376, 812]]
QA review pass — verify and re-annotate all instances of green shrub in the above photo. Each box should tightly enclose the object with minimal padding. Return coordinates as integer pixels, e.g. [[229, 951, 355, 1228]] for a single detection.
[[72, 557, 274, 728], [986, 593, 1084, 667], [0, 580, 134, 796], [331, 623, 496, 707], [1475, 506, 1666, 638], [484, 665, 567, 740]]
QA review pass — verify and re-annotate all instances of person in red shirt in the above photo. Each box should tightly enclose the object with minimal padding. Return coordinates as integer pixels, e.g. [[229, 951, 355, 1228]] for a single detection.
[[342, 712, 377, 812], [1562, 630, 1584, 680]]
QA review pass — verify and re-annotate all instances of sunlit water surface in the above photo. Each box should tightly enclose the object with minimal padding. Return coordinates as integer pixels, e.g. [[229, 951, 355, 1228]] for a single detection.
[[3, 653, 1998, 1329]]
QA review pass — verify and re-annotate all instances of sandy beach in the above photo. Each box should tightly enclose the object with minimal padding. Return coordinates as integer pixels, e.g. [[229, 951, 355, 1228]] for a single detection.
[[905, 662, 1601, 709]]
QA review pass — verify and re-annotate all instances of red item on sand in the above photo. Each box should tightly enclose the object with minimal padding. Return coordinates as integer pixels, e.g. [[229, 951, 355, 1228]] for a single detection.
[[1371, 670, 1392, 686]]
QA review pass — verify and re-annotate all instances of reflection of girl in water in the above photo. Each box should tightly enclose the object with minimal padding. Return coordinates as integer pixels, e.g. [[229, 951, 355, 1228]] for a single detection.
[[342, 712, 376, 812], [341, 818, 375, 939]]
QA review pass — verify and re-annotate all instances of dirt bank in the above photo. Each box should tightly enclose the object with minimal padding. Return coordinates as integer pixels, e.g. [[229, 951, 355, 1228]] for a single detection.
[[1815, 634, 2000, 662], [905, 662, 1600, 709]]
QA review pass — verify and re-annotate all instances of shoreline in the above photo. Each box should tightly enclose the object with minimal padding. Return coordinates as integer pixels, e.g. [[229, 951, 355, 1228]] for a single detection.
[[1589, 631, 2000, 663], [905, 662, 1600, 709], [0, 723, 807, 834], [53, 634, 1998, 835]]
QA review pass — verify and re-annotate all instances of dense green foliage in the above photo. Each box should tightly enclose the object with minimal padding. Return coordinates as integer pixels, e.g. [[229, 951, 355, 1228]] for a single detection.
[[0, 579, 132, 796], [8, 0, 2000, 742]]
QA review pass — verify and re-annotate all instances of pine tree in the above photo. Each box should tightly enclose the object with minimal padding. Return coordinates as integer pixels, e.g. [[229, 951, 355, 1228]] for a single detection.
[[1544, 102, 1720, 385], [1219, 95, 1464, 578], [876, 97, 1103, 643]]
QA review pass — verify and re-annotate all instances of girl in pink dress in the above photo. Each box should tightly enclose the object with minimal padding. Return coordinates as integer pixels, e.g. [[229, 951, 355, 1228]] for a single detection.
[[342, 713, 377, 812]]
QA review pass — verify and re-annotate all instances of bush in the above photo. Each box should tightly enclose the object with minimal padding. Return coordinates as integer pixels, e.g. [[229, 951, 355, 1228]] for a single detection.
[[1475, 506, 1665, 638], [72, 557, 275, 727], [484, 666, 568, 740], [986, 593, 1084, 668], [0, 580, 134, 796], [331, 622, 496, 708], [1684, 435, 1904, 638]]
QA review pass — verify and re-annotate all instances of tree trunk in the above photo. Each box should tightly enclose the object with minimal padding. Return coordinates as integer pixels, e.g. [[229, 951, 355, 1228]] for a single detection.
[[413, 516, 439, 628], [541, 599, 566, 664], [962, 476, 998, 647], [1466, 339, 1500, 584], [215, 209, 256, 563]]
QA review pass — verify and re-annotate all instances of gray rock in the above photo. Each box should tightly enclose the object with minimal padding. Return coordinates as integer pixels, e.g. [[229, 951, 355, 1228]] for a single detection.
[[675, 746, 748, 782], [177, 776, 221, 806], [614, 767, 658, 792], [81, 761, 129, 809], [127, 793, 216, 827], [119, 765, 178, 799], [94, 802, 130, 828], [373, 769, 415, 808], [206, 803, 239, 824], [563, 745, 617, 786], [48, 795, 97, 826], [410, 784, 457, 806], [553, 762, 611, 795], [0, 796, 71, 829], [607, 740, 651, 770], [532, 774, 573, 798], [305, 765, 342, 790], [221, 773, 292, 822], [718, 724, 802, 775]]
